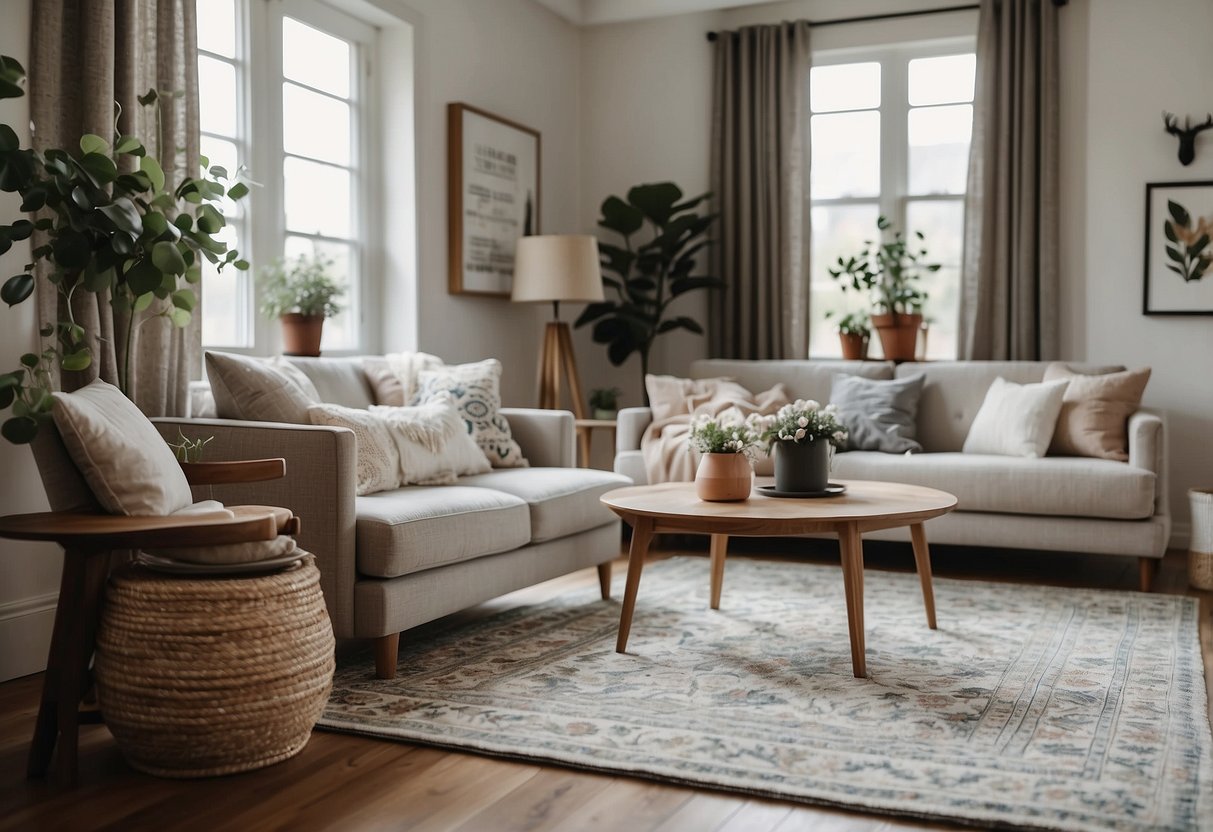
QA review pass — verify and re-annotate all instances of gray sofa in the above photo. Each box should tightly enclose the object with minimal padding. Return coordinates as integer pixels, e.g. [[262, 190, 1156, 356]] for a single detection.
[[615, 360, 1169, 589], [155, 355, 631, 678]]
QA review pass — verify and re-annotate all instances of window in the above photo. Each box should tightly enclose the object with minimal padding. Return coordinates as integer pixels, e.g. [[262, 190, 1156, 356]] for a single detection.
[[197, 0, 375, 352], [808, 47, 976, 360]]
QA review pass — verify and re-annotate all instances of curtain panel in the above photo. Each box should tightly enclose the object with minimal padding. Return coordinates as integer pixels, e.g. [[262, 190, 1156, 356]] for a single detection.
[[708, 20, 811, 360]]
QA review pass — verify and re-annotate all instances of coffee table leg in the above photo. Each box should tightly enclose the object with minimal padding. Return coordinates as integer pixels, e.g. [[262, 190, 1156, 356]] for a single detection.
[[616, 516, 655, 653], [709, 534, 729, 610], [909, 523, 937, 629], [838, 523, 866, 678]]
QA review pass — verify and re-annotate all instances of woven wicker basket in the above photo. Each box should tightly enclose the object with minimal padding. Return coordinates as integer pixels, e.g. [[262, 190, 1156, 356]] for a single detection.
[[1190, 488, 1213, 591], [95, 555, 335, 778]]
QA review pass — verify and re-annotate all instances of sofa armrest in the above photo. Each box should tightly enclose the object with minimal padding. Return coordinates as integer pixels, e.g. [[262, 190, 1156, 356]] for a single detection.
[[617, 407, 652, 453], [1128, 409, 1168, 518], [501, 408, 575, 468], [153, 417, 359, 638]]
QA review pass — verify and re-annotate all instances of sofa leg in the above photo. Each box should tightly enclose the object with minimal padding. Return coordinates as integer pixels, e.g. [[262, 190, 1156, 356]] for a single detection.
[[374, 632, 400, 679], [597, 562, 612, 600], [1138, 557, 1157, 593]]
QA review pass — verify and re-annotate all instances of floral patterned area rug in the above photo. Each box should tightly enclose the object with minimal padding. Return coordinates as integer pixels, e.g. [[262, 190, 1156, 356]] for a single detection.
[[320, 557, 1213, 831]]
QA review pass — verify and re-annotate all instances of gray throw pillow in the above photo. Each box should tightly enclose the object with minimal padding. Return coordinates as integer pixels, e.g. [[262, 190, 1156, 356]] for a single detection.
[[830, 373, 925, 454]]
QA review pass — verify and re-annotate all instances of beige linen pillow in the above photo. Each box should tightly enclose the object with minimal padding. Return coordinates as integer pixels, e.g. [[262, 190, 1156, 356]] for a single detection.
[[962, 377, 1069, 458], [414, 359, 527, 468], [206, 351, 318, 423], [51, 379, 194, 516], [1042, 364, 1151, 461], [306, 404, 401, 495], [645, 375, 743, 422], [372, 394, 491, 484]]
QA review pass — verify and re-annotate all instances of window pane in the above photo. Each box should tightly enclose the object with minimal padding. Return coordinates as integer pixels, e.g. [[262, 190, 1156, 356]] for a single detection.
[[200, 135, 244, 219], [906, 199, 963, 360], [284, 157, 351, 238], [905, 199, 964, 265], [283, 83, 351, 165], [808, 203, 881, 359], [197, 0, 237, 58], [810, 62, 880, 113], [908, 104, 972, 195], [282, 17, 351, 98], [908, 54, 976, 106], [811, 111, 880, 199], [284, 236, 357, 350], [201, 224, 250, 347], [198, 56, 237, 137]]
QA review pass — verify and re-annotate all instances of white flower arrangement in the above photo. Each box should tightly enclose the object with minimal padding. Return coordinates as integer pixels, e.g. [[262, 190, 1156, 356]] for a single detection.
[[687, 412, 767, 458], [761, 399, 848, 451]]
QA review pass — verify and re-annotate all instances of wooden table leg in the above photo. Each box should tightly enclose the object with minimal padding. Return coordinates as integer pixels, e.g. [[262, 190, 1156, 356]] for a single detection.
[[909, 524, 938, 630], [709, 534, 729, 610], [596, 561, 612, 600], [576, 426, 592, 468], [616, 517, 654, 653], [838, 523, 866, 678]]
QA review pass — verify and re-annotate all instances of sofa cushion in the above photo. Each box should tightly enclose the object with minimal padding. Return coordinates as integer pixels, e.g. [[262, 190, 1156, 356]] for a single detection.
[[458, 467, 631, 542], [831, 451, 1155, 520], [284, 356, 376, 408], [206, 351, 318, 423], [355, 486, 531, 578]]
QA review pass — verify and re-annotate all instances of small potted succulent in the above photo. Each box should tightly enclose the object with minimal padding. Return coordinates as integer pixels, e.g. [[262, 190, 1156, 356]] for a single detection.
[[688, 413, 765, 502], [259, 252, 344, 357], [589, 387, 623, 420], [826, 310, 871, 360], [760, 400, 847, 493]]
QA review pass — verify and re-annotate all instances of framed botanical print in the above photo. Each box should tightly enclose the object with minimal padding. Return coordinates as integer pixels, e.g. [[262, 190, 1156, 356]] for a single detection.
[[1143, 180, 1213, 315], [447, 103, 541, 297]]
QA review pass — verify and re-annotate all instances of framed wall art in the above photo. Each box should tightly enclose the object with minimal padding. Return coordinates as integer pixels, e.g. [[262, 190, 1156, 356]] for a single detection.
[[447, 103, 541, 297], [1143, 180, 1213, 315]]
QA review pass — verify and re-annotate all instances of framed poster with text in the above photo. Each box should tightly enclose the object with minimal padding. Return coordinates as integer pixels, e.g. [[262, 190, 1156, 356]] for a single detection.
[[1143, 180, 1213, 315], [448, 103, 541, 297]]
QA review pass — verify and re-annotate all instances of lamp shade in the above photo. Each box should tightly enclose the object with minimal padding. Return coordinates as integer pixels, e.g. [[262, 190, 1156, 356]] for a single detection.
[[511, 235, 604, 303]]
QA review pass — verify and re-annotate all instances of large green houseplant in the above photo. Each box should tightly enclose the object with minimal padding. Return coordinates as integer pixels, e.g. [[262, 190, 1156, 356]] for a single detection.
[[0, 55, 247, 443], [574, 182, 721, 404]]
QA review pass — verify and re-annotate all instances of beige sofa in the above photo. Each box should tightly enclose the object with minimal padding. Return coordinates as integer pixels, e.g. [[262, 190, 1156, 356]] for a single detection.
[[615, 360, 1170, 589], [155, 356, 631, 678]]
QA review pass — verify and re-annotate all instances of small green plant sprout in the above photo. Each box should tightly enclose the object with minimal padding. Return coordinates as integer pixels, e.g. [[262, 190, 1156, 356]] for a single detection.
[[166, 429, 213, 463], [589, 387, 623, 411]]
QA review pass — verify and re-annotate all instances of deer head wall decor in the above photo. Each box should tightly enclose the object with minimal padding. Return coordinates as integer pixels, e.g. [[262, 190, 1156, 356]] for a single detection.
[[1163, 112, 1213, 166]]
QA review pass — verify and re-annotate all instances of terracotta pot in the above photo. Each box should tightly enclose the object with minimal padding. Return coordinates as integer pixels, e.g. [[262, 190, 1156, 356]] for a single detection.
[[870, 312, 922, 362], [838, 332, 870, 360], [281, 314, 324, 357], [773, 438, 830, 493], [695, 453, 752, 502]]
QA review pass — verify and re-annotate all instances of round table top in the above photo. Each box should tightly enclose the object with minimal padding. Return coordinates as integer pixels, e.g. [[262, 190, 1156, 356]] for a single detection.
[[601, 479, 957, 534]]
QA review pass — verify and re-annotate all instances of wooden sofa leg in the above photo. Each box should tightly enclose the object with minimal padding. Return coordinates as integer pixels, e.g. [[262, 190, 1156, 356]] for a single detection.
[[374, 633, 400, 679], [1138, 557, 1157, 593], [597, 562, 612, 600]]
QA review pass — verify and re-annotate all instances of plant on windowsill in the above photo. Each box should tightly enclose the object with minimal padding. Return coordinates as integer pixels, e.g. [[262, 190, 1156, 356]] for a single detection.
[[828, 215, 940, 361], [258, 252, 344, 357], [825, 309, 871, 360], [588, 386, 622, 420], [0, 54, 249, 444]]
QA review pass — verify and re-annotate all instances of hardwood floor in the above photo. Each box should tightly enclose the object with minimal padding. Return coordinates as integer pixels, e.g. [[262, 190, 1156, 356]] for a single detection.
[[2, 539, 1210, 832]]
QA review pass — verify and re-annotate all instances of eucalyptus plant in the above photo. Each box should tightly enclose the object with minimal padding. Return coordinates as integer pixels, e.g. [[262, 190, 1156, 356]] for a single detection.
[[828, 215, 939, 316], [0, 55, 247, 443], [575, 182, 721, 403]]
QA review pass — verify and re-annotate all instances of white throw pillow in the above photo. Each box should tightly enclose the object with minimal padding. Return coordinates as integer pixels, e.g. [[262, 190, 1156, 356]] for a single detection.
[[372, 393, 491, 484], [414, 359, 528, 468], [962, 377, 1070, 458], [51, 379, 194, 516], [206, 351, 318, 423], [306, 403, 401, 495]]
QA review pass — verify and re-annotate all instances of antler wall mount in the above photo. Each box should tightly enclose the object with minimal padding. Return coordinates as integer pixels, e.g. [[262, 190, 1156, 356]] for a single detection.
[[1163, 111, 1213, 166]]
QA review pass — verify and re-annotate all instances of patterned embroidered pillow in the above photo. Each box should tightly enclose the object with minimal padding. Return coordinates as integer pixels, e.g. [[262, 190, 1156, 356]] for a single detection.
[[414, 359, 527, 468], [306, 404, 401, 495]]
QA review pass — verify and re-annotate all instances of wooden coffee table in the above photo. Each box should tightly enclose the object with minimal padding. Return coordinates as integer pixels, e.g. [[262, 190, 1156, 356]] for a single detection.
[[600, 478, 958, 677]]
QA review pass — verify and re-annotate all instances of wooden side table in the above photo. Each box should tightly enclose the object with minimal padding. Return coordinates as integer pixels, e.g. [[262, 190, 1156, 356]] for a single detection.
[[574, 418, 617, 469]]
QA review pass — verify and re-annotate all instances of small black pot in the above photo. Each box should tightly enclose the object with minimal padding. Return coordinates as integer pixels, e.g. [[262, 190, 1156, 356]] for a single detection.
[[773, 438, 830, 493]]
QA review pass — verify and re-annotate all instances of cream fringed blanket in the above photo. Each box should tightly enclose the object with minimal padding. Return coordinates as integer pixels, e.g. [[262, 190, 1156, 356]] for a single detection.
[[641, 376, 792, 484]]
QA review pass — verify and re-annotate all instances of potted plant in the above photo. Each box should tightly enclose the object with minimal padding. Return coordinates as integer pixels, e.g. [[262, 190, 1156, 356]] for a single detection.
[[688, 413, 764, 502], [828, 216, 940, 362], [826, 310, 871, 360], [259, 252, 344, 357], [575, 182, 723, 405], [759, 400, 847, 493], [589, 387, 622, 420]]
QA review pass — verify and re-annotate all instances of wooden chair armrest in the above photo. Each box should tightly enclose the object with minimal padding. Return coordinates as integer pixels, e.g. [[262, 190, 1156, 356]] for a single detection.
[[180, 458, 286, 485], [0, 510, 280, 550]]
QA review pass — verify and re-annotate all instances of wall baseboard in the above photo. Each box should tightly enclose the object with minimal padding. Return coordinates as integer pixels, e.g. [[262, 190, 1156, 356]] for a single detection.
[[0, 591, 56, 682]]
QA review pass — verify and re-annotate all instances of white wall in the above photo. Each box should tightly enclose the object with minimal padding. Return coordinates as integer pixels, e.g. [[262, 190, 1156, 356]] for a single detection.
[[0, 0, 61, 683]]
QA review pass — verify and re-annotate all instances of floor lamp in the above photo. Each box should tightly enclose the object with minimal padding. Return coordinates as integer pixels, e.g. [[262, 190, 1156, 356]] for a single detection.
[[512, 235, 604, 424]]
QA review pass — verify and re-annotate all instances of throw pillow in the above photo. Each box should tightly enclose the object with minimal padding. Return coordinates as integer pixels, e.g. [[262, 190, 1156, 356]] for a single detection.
[[206, 351, 318, 423], [414, 359, 527, 468], [645, 374, 741, 422], [962, 377, 1069, 458], [51, 379, 194, 516], [1042, 363, 1151, 461], [830, 373, 925, 454], [306, 404, 401, 495], [372, 393, 491, 484]]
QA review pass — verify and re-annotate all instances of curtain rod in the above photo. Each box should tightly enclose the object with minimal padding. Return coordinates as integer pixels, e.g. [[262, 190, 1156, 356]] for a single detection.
[[704, 0, 1067, 41]]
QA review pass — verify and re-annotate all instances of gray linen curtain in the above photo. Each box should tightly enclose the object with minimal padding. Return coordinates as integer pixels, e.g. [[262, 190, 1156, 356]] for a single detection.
[[30, 0, 200, 415], [959, 0, 1060, 360], [708, 21, 811, 360]]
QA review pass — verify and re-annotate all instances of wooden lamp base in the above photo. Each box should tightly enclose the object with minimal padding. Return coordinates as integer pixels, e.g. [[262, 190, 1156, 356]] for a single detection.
[[536, 321, 591, 463]]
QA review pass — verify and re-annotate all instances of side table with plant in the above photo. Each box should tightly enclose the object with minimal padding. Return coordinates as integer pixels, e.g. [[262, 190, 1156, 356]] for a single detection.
[[688, 413, 765, 502], [589, 387, 622, 420], [259, 252, 344, 357], [760, 400, 847, 493]]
